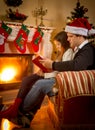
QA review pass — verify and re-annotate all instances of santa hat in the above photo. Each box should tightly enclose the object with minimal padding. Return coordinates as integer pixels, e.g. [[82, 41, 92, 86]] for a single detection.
[[65, 18, 95, 36]]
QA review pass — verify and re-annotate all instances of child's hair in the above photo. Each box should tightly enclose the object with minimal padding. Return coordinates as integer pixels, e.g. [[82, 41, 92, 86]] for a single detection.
[[54, 31, 70, 50]]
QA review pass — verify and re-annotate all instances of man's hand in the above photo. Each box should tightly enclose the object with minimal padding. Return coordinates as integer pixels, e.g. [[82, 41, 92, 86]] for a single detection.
[[39, 58, 53, 69]]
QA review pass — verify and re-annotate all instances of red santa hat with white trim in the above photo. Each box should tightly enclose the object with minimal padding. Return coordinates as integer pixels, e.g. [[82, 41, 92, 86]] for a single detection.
[[65, 18, 95, 36]]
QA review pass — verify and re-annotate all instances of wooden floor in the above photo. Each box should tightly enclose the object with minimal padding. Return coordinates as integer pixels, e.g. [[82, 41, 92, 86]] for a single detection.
[[0, 90, 56, 130]]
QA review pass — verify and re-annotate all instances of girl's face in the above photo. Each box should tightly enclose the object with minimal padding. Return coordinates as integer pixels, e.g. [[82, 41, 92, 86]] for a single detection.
[[53, 40, 64, 52]]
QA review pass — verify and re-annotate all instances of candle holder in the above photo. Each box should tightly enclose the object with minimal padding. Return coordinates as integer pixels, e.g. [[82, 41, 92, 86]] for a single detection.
[[32, 8, 39, 26], [32, 6, 47, 26]]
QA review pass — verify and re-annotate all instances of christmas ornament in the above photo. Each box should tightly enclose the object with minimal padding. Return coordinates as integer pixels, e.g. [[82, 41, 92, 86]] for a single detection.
[[31, 27, 44, 52], [14, 24, 29, 53], [0, 22, 12, 52]]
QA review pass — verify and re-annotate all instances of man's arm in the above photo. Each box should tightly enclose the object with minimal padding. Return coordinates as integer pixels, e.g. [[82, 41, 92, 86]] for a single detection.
[[40, 44, 95, 71], [52, 44, 95, 71]]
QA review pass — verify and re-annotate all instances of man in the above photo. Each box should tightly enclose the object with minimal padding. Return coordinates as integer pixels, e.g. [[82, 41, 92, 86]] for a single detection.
[[41, 18, 95, 71]]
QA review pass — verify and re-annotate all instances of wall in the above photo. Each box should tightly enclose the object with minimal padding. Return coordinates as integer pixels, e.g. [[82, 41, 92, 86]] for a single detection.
[[0, 0, 95, 31], [0, 0, 95, 59]]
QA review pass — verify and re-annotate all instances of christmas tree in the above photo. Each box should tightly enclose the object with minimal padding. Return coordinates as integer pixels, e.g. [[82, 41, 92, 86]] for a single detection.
[[67, 0, 88, 24]]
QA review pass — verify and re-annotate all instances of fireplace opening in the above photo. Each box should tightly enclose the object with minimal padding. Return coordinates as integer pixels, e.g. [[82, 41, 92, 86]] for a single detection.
[[0, 54, 33, 90]]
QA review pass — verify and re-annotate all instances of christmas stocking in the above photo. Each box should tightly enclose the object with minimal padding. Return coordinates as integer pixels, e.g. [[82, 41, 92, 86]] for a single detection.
[[31, 27, 44, 52], [14, 24, 29, 53], [0, 22, 12, 52]]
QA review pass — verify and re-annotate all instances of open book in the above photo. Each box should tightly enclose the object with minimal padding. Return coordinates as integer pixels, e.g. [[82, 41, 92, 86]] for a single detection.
[[32, 55, 52, 73]]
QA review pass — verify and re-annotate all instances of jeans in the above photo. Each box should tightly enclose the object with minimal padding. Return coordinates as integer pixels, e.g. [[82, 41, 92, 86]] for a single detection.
[[21, 78, 56, 112], [17, 74, 44, 99]]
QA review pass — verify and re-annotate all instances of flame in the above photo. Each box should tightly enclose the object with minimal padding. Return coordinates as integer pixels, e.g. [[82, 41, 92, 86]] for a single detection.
[[0, 57, 29, 83], [1, 67, 17, 82]]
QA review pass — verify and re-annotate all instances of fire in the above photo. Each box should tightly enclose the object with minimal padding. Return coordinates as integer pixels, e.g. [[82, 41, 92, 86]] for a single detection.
[[0, 56, 30, 83], [0, 57, 22, 83], [1, 67, 17, 82]]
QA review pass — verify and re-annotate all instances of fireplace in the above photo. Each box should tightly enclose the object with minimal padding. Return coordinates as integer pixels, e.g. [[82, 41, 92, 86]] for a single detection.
[[0, 54, 33, 91], [0, 22, 54, 91]]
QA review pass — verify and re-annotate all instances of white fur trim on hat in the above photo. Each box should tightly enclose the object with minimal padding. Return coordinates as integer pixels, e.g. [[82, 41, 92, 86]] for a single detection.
[[88, 28, 95, 36], [65, 25, 88, 36]]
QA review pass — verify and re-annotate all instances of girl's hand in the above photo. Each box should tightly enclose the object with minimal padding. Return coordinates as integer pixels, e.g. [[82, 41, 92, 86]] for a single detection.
[[37, 69, 44, 76]]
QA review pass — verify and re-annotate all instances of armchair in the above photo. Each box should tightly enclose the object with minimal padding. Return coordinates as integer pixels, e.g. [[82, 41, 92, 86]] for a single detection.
[[47, 70, 95, 130]]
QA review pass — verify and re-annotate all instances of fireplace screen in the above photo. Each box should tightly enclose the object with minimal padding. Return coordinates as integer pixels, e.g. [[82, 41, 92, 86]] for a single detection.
[[0, 54, 33, 85]]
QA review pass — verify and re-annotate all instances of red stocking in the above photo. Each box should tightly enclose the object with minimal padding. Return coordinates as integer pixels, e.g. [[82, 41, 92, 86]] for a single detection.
[[14, 24, 29, 53], [0, 22, 12, 52], [31, 27, 44, 52]]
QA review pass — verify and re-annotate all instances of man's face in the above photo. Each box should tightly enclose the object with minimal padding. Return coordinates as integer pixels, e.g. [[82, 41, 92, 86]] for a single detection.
[[67, 32, 79, 49]]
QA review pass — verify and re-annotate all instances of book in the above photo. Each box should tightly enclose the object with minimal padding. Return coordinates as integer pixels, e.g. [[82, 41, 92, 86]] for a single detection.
[[32, 55, 52, 73]]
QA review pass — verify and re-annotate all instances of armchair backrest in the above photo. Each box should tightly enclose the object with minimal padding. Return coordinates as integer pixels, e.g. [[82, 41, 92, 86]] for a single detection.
[[56, 70, 95, 99]]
